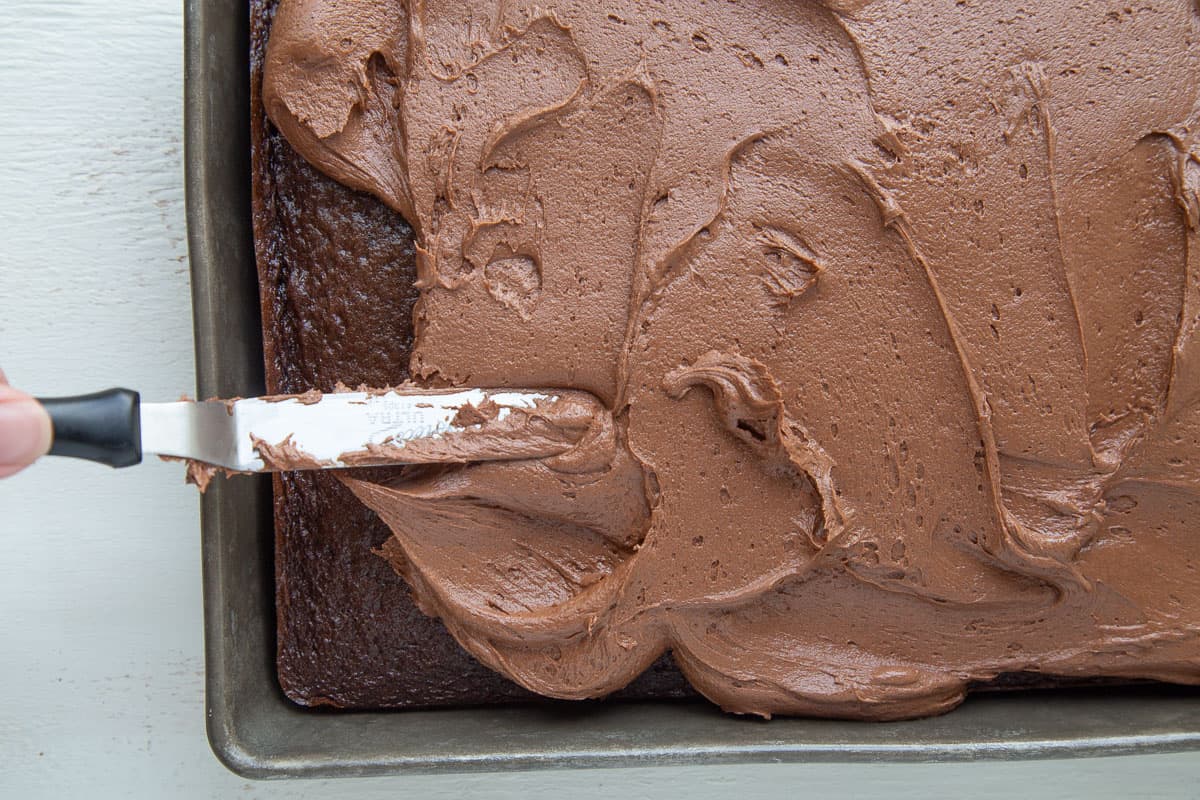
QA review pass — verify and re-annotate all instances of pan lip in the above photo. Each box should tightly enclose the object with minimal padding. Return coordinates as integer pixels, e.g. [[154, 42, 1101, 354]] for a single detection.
[[185, 0, 1200, 779]]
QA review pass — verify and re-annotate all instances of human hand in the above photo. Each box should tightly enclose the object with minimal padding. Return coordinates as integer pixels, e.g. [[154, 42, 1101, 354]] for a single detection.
[[0, 368, 52, 478]]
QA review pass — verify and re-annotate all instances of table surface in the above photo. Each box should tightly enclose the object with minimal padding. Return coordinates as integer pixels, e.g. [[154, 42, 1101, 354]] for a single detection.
[[0, 3, 1197, 797]]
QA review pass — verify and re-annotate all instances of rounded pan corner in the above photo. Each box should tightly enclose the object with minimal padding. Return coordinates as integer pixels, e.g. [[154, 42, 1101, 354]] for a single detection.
[[206, 701, 283, 780]]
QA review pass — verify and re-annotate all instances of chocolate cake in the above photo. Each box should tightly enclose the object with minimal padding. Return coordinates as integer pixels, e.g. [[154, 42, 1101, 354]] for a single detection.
[[253, 0, 1200, 719], [250, 0, 693, 708]]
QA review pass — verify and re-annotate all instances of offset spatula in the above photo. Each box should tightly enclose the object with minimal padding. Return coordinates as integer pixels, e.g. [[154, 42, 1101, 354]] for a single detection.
[[35, 387, 586, 472]]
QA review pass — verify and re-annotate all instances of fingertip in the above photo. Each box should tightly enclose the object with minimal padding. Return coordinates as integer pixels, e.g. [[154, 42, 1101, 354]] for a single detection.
[[31, 399, 53, 458], [0, 462, 30, 479], [0, 397, 53, 472]]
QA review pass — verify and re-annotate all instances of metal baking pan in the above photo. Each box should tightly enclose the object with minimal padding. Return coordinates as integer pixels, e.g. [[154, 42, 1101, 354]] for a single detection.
[[185, 0, 1200, 779]]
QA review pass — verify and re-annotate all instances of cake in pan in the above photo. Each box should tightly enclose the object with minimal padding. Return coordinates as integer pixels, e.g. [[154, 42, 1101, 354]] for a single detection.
[[253, 0, 1200, 719]]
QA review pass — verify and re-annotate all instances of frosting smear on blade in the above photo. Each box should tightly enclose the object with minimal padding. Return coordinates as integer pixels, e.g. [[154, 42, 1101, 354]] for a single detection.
[[263, 0, 1200, 719]]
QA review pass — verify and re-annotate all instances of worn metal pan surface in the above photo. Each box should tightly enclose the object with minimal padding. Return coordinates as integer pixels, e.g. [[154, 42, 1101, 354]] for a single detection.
[[184, 0, 1200, 779]]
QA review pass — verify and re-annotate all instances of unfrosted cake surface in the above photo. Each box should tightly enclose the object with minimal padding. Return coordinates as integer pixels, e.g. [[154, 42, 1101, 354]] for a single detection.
[[259, 0, 1200, 718]]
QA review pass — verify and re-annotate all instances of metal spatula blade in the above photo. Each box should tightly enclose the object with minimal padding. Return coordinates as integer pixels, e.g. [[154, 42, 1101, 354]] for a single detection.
[[36, 387, 576, 471]]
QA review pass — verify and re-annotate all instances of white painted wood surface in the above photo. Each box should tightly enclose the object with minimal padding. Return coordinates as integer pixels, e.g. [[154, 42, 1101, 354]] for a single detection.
[[0, 2, 1196, 797]]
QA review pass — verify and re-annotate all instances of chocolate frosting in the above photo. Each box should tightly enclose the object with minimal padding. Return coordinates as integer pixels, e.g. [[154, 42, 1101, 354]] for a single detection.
[[263, 0, 1200, 718], [336, 389, 614, 467]]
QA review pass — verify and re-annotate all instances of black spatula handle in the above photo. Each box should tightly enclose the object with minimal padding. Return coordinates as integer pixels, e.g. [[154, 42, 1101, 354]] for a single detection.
[[37, 388, 142, 468]]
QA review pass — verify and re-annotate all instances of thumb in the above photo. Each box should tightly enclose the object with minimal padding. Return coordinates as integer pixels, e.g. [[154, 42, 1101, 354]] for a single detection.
[[0, 380, 53, 478]]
